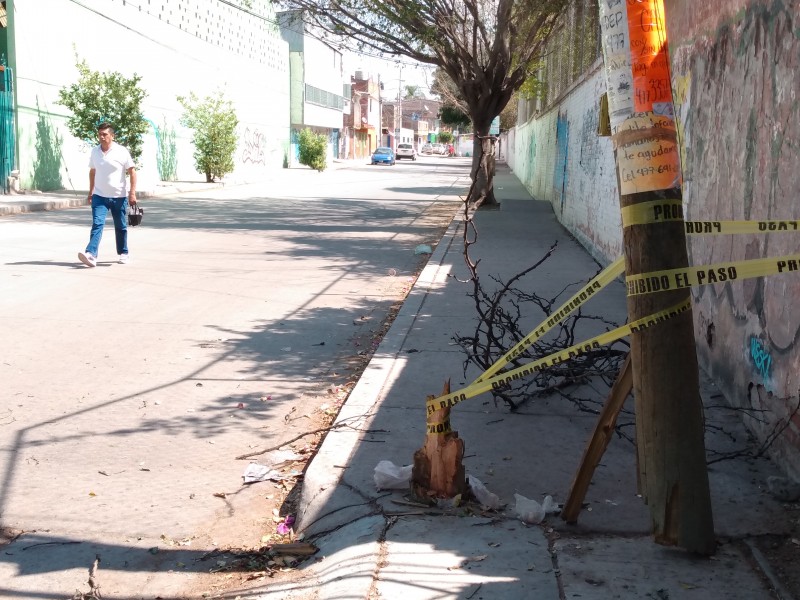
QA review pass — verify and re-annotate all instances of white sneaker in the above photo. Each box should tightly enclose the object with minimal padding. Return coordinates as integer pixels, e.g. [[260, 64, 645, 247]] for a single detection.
[[78, 251, 97, 267], [119, 254, 130, 264]]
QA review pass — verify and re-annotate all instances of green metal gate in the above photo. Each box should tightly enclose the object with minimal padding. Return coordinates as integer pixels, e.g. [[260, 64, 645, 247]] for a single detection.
[[0, 64, 15, 193]]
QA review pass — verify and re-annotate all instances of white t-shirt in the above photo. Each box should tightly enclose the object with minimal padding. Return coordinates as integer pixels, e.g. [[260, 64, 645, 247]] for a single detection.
[[89, 142, 135, 198]]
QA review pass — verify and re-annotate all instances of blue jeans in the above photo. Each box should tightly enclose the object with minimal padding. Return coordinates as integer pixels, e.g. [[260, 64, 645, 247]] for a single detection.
[[86, 194, 128, 257]]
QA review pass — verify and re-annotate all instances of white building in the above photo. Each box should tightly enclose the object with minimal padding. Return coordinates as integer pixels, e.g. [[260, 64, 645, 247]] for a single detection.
[[4, 0, 290, 192], [277, 10, 346, 164]]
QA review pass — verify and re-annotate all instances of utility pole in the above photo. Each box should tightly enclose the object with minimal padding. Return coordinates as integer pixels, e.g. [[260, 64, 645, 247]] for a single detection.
[[598, 0, 715, 554], [396, 65, 403, 149]]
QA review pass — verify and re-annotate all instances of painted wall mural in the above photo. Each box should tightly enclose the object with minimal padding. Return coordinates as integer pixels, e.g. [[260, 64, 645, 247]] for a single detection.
[[511, 0, 800, 478]]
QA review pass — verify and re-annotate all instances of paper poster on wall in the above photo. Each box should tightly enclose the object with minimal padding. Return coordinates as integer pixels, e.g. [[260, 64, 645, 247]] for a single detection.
[[616, 115, 681, 194], [599, 0, 634, 130], [626, 0, 672, 115]]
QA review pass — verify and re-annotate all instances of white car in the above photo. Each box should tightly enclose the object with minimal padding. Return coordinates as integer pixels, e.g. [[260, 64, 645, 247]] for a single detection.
[[420, 143, 433, 155], [431, 143, 447, 155], [396, 143, 416, 160]]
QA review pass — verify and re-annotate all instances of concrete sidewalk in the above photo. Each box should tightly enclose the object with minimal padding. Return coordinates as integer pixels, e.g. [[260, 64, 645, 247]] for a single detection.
[[0, 159, 364, 216], [3, 159, 794, 599], [252, 164, 795, 599]]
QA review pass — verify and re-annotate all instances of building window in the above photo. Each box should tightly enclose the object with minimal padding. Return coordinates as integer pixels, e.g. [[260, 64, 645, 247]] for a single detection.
[[305, 84, 345, 110]]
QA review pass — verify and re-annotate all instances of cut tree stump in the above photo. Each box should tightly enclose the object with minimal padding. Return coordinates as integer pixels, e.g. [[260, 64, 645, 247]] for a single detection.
[[411, 379, 467, 501]]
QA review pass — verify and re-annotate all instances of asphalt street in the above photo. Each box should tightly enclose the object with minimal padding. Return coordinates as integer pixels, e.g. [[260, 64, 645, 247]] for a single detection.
[[0, 157, 469, 599]]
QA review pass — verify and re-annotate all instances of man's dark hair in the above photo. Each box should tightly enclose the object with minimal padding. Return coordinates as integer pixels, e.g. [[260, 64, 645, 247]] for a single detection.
[[97, 122, 115, 134]]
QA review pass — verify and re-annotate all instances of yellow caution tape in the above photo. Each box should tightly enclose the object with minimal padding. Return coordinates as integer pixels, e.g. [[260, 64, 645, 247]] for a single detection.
[[621, 201, 800, 234], [621, 200, 684, 226], [427, 299, 692, 415], [426, 420, 452, 435], [434, 216, 800, 423], [471, 256, 626, 385], [626, 254, 800, 296], [683, 220, 800, 235]]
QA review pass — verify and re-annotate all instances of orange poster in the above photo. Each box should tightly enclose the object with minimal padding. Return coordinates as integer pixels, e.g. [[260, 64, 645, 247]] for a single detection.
[[613, 0, 680, 194], [627, 0, 672, 115]]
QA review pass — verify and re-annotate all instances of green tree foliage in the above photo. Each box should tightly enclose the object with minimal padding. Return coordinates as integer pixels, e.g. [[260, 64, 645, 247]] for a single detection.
[[284, 0, 567, 206], [403, 85, 425, 99], [432, 69, 472, 131], [500, 93, 519, 130], [297, 128, 328, 172], [434, 65, 518, 132], [519, 74, 546, 101], [57, 58, 149, 163], [439, 105, 471, 131], [438, 131, 454, 144], [178, 91, 239, 182]]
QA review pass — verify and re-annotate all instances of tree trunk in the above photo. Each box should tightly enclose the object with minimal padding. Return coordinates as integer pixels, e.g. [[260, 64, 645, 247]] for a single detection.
[[468, 124, 499, 208], [411, 380, 467, 501]]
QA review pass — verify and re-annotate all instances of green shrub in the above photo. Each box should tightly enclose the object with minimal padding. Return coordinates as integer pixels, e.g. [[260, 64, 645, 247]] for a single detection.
[[297, 128, 327, 172], [438, 131, 454, 144], [178, 91, 238, 182], [57, 58, 149, 163]]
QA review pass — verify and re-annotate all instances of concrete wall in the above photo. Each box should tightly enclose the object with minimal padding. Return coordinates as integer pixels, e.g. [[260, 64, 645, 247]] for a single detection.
[[512, 62, 623, 264], [668, 1, 800, 479], [511, 0, 800, 478], [11, 0, 290, 192]]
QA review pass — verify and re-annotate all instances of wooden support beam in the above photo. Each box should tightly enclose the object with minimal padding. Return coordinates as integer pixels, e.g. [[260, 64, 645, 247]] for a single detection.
[[562, 354, 632, 523]]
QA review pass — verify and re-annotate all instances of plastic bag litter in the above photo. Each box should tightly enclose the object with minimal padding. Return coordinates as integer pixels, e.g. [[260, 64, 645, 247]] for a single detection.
[[414, 244, 433, 255], [541, 495, 559, 514], [242, 450, 304, 483], [468, 475, 502, 510], [243, 463, 289, 483], [514, 493, 559, 524], [374, 460, 413, 490]]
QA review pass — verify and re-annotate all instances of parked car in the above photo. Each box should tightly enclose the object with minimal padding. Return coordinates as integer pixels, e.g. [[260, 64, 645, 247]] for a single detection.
[[396, 143, 416, 160], [371, 147, 395, 165], [431, 143, 447, 155], [420, 143, 433, 155]]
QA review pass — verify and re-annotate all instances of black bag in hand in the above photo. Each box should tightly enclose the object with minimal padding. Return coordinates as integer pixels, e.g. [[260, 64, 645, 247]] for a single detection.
[[128, 204, 144, 227]]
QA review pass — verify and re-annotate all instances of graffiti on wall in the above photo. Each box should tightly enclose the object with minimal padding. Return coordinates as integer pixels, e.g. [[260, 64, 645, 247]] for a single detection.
[[681, 4, 800, 358], [512, 5, 800, 478], [578, 106, 599, 175], [749, 336, 773, 381], [553, 114, 569, 212], [242, 127, 266, 165]]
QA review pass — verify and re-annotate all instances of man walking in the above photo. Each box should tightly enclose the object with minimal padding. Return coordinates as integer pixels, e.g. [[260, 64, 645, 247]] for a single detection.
[[78, 122, 137, 267]]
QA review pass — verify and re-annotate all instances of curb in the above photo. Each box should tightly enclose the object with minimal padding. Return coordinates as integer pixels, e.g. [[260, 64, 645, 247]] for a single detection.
[[0, 196, 88, 216], [0, 161, 367, 216], [297, 208, 463, 524]]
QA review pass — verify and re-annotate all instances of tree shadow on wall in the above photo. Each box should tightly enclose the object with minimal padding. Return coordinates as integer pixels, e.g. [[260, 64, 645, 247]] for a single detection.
[[32, 100, 64, 192], [157, 116, 178, 181]]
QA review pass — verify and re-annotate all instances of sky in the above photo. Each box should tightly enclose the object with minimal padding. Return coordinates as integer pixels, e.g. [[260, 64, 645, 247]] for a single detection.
[[342, 51, 438, 100]]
